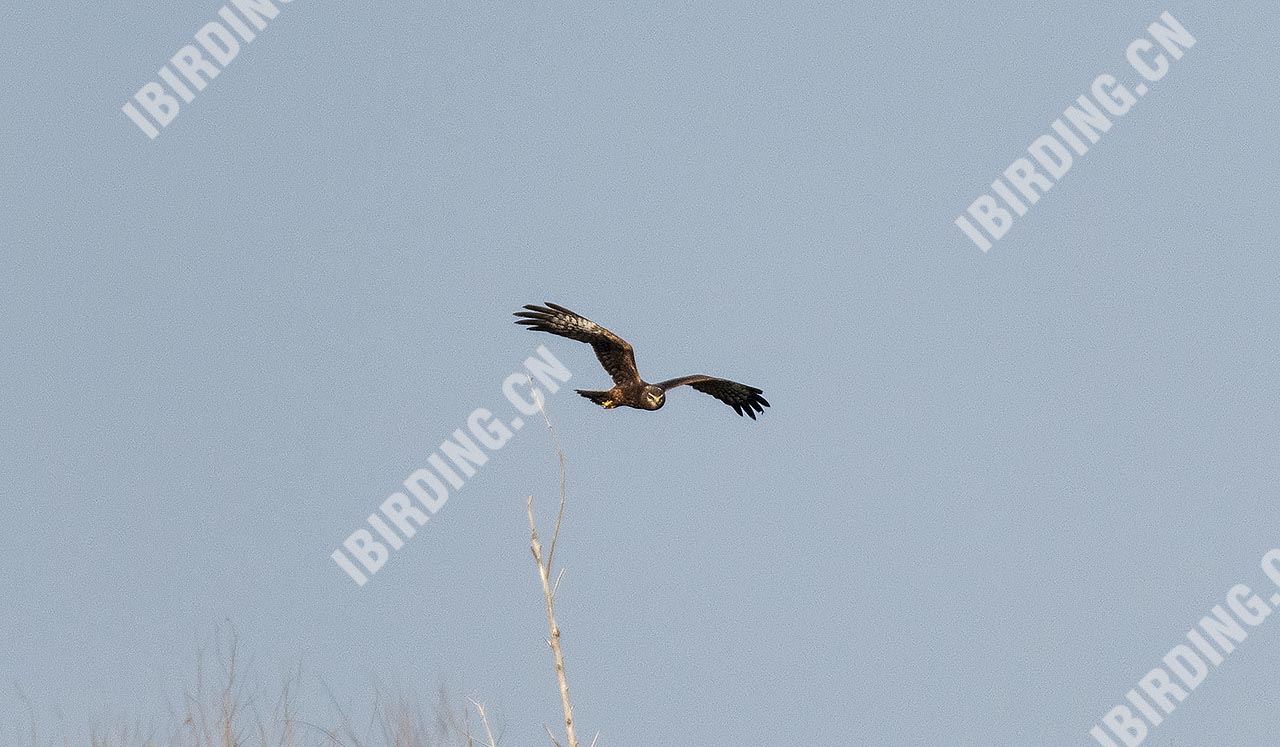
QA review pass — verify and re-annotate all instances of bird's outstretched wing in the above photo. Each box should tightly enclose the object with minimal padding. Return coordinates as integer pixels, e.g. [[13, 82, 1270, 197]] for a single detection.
[[514, 303, 641, 387], [656, 375, 770, 419]]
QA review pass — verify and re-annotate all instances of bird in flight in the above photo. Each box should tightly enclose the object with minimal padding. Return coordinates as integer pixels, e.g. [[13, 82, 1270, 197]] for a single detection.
[[514, 302, 769, 419]]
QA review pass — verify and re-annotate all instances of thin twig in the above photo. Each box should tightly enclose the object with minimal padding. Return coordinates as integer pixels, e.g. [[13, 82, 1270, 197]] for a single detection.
[[535, 398, 569, 571], [552, 567, 566, 600], [467, 699, 499, 747], [544, 723, 565, 747]]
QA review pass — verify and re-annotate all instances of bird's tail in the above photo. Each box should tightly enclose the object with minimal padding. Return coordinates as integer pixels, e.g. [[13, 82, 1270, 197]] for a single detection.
[[575, 389, 616, 408]]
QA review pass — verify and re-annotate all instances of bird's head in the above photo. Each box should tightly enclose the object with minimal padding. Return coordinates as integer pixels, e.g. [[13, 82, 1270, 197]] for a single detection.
[[643, 386, 666, 410]]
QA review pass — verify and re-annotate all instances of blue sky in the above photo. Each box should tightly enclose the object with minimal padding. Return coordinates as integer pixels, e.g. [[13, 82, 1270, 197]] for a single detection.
[[3, 2, 1279, 745]]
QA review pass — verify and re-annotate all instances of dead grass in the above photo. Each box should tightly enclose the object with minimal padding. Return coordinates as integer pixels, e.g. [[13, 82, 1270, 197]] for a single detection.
[[8, 628, 500, 747]]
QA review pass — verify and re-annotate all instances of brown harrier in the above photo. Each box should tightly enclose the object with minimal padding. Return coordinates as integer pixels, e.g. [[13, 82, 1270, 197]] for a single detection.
[[514, 302, 769, 419]]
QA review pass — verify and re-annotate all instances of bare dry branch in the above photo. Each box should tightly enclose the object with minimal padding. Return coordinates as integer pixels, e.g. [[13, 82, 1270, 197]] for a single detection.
[[527, 497, 579, 747], [526, 402, 582, 747]]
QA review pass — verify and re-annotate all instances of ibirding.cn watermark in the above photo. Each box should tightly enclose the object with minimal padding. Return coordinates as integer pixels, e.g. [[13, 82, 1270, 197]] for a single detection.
[[954, 11, 1195, 253]]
